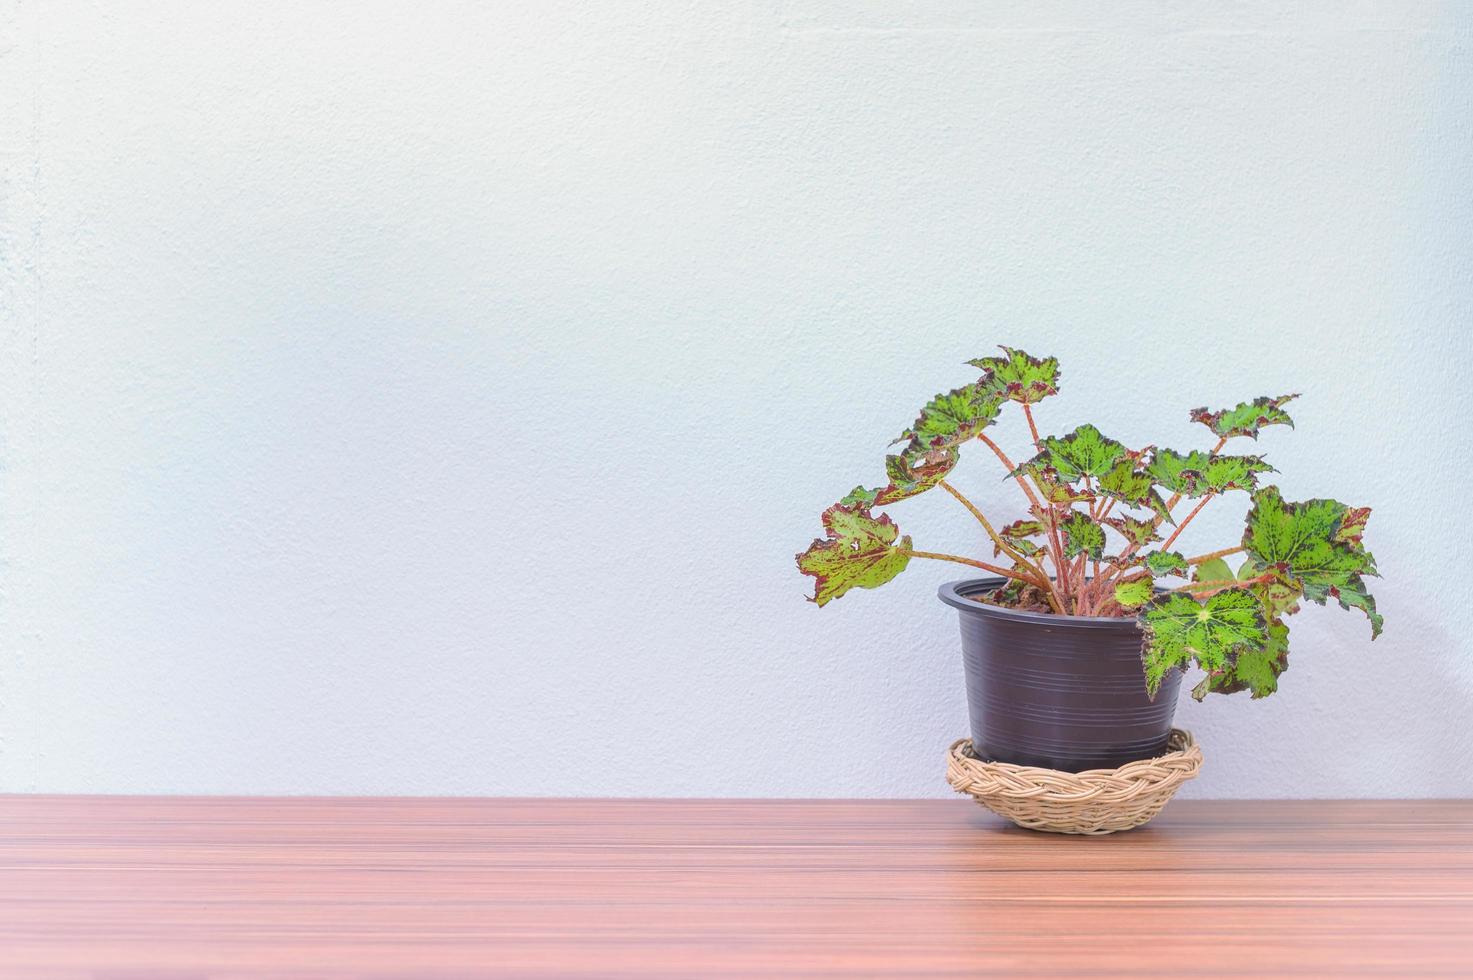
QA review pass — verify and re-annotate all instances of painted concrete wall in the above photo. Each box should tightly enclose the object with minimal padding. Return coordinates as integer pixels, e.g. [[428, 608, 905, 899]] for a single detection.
[[2, 1, 1470, 797]]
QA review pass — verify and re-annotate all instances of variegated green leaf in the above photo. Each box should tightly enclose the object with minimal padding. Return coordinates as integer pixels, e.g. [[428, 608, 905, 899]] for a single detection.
[[1192, 619, 1289, 700], [1139, 588, 1269, 698], [999, 518, 1046, 544], [994, 518, 1047, 559], [1060, 512, 1105, 559], [1033, 471, 1094, 504], [968, 346, 1060, 403], [1146, 449, 1273, 498], [1239, 558, 1305, 616], [1106, 515, 1162, 547], [1097, 461, 1173, 524], [1190, 394, 1298, 440], [875, 448, 959, 505], [893, 384, 1002, 459], [1204, 454, 1275, 492], [1143, 551, 1189, 578], [838, 485, 880, 507], [1322, 579, 1383, 637], [1242, 487, 1382, 637], [1011, 424, 1127, 483], [797, 504, 911, 607], [842, 448, 961, 508], [1114, 577, 1154, 609]]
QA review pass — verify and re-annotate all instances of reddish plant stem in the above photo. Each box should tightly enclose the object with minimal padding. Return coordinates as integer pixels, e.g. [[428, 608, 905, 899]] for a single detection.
[[1087, 435, 1238, 610], [1019, 400, 1077, 607], [1047, 510, 1072, 608], [977, 433, 1041, 512], [1119, 433, 1231, 600], [977, 432, 1068, 607], [938, 480, 1056, 605], [1022, 404, 1042, 448], [1158, 494, 1215, 553], [1184, 544, 1245, 566], [896, 548, 1048, 588]]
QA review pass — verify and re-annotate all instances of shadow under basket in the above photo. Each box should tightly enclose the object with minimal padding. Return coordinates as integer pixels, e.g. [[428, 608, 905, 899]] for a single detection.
[[946, 728, 1202, 835]]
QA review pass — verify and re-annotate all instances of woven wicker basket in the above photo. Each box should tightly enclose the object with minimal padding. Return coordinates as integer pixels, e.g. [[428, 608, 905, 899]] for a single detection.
[[946, 729, 1202, 835]]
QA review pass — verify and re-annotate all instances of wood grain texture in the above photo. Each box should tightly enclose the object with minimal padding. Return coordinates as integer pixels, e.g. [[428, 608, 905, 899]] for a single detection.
[[0, 797, 1470, 977]]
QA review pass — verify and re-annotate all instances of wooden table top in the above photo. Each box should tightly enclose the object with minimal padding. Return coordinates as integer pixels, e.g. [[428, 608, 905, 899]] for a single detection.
[[1, 797, 1469, 977]]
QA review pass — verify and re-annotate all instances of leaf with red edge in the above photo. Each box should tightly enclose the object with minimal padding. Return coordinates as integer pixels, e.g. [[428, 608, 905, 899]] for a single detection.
[[1189, 394, 1298, 440], [1139, 588, 1268, 698], [968, 346, 1060, 403], [1060, 512, 1105, 559], [796, 504, 911, 607], [1192, 618, 1290, 700], [875, 448, 959, 505], [893, 384, 1002, 459], [1106, 515, 1162, 547], [995, 518, 1047, 558], [1010, 424, 1127, 482], [1335, 507, 1371, 547], [1242, 486, 1382, 637], [1097, 460, 1173, 524], [1146, 449, 1273, 498]]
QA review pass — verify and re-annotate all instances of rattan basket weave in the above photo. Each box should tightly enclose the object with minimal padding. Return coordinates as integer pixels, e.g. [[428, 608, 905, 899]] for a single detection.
[[946, 728, 1202, 835]]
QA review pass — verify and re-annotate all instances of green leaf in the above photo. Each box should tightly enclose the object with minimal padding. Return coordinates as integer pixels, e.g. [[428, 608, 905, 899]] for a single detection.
[[1194, 557, 1234, 584], [1060, 512, 1105, 559], [1190, 394, 1299, 440], [1192, 619, 1290, 700], [1242, 487, 1382, 637], [968, 346, 1060, 403], [999, 518, 1047, 544], [1146, 449, 1273, 498], [797, 504, 912, 607], [893, 384, 1002, 459], [1204, 454, 1275, 493], [842, 448, 962, 509], [1325, 579, 1383, 638], [1114, 577, 1154, 609], [1143, 551, 1189, 578], [1106, 515, 1162, 547], [1033, 472, 1094, 504], [1144, 449, 1202, 496], [837, 485, 879, 507], [874, 448, 959, 505], [1097, 460, 1173, 524], [1240, 559, 1305, 616], [1013, 424, 1127, 482], [1139, 588, 1269, 698], [995, 519, 1046, 559]]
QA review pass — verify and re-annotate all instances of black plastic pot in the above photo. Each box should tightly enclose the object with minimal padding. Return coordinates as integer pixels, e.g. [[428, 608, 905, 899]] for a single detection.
[[938, 578, 1181, 773]]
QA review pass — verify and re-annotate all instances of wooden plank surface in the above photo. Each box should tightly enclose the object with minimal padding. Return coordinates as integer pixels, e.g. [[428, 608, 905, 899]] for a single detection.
[[0, 797, 1469, 977]]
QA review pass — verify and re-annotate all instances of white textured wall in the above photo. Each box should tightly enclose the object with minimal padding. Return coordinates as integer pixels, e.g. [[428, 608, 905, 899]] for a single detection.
[[2, 1, 1470, 797]]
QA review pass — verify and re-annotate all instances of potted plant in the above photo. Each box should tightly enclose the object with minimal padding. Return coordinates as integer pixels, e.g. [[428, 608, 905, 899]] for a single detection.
[[797, 347, 1381, 772]]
